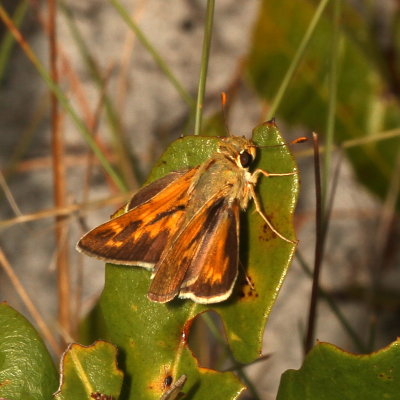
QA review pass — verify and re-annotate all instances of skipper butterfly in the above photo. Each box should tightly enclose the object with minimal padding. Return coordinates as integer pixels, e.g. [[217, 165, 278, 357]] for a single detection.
[[77, 124, 301, 303]]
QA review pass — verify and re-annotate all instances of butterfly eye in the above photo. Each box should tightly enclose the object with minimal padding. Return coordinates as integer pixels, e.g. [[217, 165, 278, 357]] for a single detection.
[[164, 375, 173, 387], [239, 150, 253, 168]]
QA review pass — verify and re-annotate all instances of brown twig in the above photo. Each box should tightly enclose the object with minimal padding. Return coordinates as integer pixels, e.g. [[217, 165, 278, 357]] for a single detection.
[[48, 0, 71, 339], [0, 169, 25, 220], [0, 248, 61, 355], [0, 193, 130, 230], [304, 133, 323, 354]]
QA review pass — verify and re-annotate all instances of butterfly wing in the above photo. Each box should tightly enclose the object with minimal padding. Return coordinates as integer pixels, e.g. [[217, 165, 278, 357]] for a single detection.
[[179, 199, 240, 303], [148, 197, 240, 303], [76, 168, 198, 267]]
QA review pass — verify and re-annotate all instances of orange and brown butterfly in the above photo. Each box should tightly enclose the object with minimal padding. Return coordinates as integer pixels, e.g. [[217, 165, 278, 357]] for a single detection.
[[76, 122, 304, 304]]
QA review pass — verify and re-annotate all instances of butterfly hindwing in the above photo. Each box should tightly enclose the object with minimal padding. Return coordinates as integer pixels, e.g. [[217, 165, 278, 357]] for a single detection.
[[147, 196, 239, 303], [77, 168, 198, 267], [179, 199, 240, 303]]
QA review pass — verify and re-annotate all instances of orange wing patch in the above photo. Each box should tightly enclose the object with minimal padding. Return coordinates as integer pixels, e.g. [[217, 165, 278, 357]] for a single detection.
[[77, 168, 198, 266]]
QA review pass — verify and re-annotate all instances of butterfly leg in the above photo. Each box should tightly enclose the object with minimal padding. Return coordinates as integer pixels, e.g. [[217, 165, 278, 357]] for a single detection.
[[249, 185, 298, 244], [238, 259, 256, 290], [253, 168, 297, 179]]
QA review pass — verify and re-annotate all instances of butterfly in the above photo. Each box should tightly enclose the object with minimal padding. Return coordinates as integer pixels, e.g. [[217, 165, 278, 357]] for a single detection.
[[76, 130, 300, 304]]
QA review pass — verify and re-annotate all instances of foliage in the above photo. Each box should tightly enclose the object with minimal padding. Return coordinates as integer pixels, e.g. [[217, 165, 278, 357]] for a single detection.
[[277, 339, 400, 400], [54, 341, 123, 400], [0, 302, 58, 400], [248, 0, 400, 208]]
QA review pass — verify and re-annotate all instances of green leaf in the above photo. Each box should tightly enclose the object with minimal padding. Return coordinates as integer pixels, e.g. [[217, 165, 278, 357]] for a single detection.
[[0, 302, 58, 400], [98, 266, 244, 400], [277, 339, 400, 400], [54, 341, 123, 400], [248, 1, 400, 208], [89, 121, 298, 399]]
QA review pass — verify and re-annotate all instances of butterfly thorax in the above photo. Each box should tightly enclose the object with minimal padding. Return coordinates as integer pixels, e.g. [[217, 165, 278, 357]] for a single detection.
[[184, 137, 256, 221]]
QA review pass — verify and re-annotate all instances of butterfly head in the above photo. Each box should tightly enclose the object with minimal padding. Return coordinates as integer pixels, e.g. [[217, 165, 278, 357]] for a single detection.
[[219, 136, 257, 170]]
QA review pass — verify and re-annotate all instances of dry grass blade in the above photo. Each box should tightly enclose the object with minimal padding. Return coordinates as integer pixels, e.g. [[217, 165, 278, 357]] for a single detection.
[[0, 248, 61, 355], [0, 193, 130, 230], [0, 5, 126, 191], [0, 169, 24, 220]]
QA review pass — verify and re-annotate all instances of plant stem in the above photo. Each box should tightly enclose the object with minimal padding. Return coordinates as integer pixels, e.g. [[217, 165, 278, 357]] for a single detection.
[[61, 1, 138, 189], [0, 0, 28, 82], [297, 251, 367, 353], [304, 133, 323, 354], [267, 0, 330, 119], [108, 0, 194, 109], [194, 0, 215, 136], [48, 0, 72, 339], [0, 249, 61, 355], [0, 5, 127, 192]]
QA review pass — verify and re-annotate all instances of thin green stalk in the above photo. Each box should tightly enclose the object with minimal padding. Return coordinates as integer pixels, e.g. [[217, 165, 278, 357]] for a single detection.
[[0, 5, 127, 192], [194, 0, 215, 136], [322, 0, 341, 213], [3, 95, 48, 179], [0, 0, 28, 82], [267, 0, 330, 119], [108, 0, 194, 109], [60, 2, 140, 188]]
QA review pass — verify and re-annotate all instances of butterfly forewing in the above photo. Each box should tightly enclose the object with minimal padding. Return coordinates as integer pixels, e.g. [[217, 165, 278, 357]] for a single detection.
[[77, 168, 198, 267]]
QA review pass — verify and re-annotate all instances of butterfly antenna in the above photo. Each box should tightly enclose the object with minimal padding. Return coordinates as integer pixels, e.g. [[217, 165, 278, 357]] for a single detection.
[[220, 92, 231, 137]]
